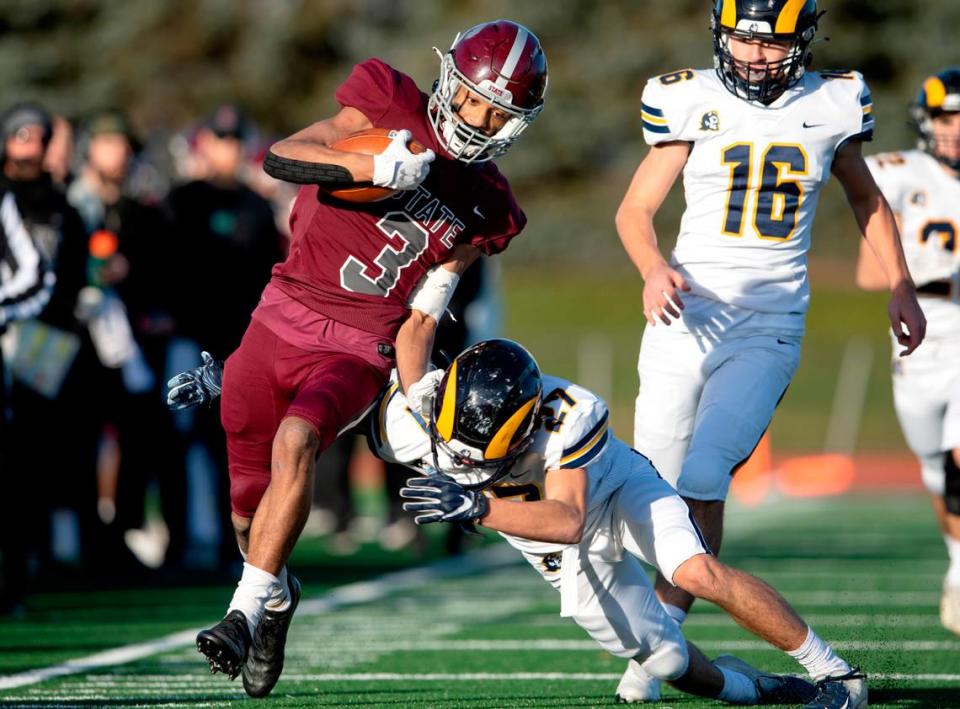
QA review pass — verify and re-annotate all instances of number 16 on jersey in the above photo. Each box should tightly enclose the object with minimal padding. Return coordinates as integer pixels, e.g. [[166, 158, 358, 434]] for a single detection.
[[722, 143, 809, 241]]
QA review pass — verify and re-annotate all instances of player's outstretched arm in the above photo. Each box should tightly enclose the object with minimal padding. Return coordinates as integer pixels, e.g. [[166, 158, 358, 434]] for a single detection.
[[400, 467, 588, 544], [615, 142, 692, 326], [834, 141, 926, 355], [479, 467, 588, 544], [396, 244, 480, 414]]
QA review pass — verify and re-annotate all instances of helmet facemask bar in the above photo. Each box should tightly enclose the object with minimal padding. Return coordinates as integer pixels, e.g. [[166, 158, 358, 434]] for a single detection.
[[427, 418, 535, 491], [428, 50, 543, 164], [712, 18, 814, 103]]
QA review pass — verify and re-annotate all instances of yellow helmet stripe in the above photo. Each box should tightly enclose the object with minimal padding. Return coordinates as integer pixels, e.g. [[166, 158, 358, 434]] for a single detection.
[[434, 361, 458, 440], [721, 0, 737, 28], [775, 0, 808, 34], [925, 77, 948, 109], [484, 395, 538, 459]]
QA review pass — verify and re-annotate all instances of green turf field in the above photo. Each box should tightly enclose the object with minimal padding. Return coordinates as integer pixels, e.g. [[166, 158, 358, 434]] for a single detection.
[[1, 493, 957, 707], [501, 265, 902, 453]]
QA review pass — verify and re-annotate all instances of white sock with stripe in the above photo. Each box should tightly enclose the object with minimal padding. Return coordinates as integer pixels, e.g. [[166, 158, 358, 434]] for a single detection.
[[787, 627, 852, 681]]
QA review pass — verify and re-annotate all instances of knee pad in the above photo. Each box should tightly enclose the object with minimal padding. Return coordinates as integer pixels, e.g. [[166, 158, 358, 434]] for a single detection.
[[945, 452, 960, 516], [230, 471, 271, 518], [639, 625, 689, 681], [677, 450, 730, 501]]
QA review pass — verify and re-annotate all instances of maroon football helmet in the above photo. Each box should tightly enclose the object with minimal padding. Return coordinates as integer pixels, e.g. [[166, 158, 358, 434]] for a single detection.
[[428, 20, 547, 163]]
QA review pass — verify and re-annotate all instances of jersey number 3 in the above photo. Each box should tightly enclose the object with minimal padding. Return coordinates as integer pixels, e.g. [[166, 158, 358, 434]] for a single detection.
[[721, 143, 808, 240], [340, 211, 429, 296]]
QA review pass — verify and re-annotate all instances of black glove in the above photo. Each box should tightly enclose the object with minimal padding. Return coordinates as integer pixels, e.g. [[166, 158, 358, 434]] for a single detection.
[[400, 473, 489, 525], [166, 351, 224, 411]]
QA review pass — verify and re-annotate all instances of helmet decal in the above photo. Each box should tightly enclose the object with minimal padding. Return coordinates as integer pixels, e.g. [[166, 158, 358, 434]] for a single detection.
[[435, 359, 458, 441], [484, 394, 539, 459]]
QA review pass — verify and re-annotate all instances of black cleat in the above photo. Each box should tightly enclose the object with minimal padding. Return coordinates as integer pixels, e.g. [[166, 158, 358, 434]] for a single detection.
[[196, 610, 251, 680], [714, 654, 818, 704], [242, 573, 302, 698], [804, 667, 868, 709]]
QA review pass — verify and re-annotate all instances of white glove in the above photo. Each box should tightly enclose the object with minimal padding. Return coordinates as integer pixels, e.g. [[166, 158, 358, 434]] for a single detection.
[[406, 369, 445, 420], [372, 129, 435, 190]]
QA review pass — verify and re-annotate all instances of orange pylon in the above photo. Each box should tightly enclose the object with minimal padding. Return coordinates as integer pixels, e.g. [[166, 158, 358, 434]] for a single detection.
[[730, 433, 773, 506]]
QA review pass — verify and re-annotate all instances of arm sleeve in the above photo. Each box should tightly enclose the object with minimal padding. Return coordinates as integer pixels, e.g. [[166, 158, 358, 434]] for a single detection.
[[836, 72, 875, 151], [334, 58, 400, 126]]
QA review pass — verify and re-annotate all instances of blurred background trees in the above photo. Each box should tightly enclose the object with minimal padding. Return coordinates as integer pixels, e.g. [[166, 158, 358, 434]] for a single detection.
[[3, 0, 957, 263]]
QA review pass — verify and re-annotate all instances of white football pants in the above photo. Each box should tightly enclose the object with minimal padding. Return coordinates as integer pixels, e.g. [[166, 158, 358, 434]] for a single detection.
[[634, 324, 801, 501]]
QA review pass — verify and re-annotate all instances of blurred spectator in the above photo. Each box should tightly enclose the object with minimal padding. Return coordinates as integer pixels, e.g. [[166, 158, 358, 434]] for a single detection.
[[44, 115, 75, 188], [0, 101, 103, 599], [67, 110, 187, 571], [165, 104, 285, 566]]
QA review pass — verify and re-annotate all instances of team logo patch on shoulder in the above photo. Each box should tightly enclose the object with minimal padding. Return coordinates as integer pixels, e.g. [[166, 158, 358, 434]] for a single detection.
[[541, 552, 562, 574], [700, 111, 719, 132]]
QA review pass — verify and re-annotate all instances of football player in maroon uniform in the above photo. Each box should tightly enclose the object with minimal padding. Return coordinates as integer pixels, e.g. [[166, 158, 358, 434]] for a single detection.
[[171, 20, 548, 697]]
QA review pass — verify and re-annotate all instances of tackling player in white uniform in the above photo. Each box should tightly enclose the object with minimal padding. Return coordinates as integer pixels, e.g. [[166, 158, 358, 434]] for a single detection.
[[375, 339, 866, 707], [616, 1, 924, 699], [857, 68, 960, 636]]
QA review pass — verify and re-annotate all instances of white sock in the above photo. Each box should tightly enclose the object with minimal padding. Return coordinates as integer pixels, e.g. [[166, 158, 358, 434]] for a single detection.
[[787, 627, 851, 681], [265, 566, 291, 612], [945, 535, 960, 587], [661, 603, 687, 626], [227, 562, 281, 636], [716, 666, 759, 704]]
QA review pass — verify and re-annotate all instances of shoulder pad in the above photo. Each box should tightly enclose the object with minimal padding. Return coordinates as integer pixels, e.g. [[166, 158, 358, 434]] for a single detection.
[[541, 378, 611, 470]]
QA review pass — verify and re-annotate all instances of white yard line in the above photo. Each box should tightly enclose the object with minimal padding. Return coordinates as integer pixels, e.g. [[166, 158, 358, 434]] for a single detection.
[[0, 544, 518, 691], [0, 497, 944, 695]]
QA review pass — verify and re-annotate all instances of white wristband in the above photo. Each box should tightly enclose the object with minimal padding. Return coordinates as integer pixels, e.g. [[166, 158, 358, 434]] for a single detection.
[[408, 265, 460, 321]]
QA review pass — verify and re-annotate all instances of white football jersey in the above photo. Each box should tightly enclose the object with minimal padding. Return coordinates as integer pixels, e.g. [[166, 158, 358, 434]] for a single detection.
[[866, 149, 960, 341], [641, 68, 874, 335], [370, 374, 645, 556]]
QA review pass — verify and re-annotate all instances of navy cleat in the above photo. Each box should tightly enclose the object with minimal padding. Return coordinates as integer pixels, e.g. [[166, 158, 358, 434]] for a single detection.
[[196, 610, 251, 680], [242, 573, 302, 698], [714, 654, 818, 705], [804, 667, 868, 709]]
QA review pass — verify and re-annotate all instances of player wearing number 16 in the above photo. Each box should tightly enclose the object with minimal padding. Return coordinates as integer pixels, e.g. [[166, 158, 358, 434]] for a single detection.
[[191, 20, 547, 698], [615, 1, 923, 704]]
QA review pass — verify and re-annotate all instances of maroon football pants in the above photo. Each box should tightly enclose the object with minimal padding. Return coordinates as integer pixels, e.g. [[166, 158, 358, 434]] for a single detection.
[[221, 318, 390, 518]]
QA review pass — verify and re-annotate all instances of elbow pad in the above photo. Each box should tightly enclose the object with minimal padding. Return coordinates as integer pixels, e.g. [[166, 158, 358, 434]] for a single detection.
[[408, 266, 460, 322]]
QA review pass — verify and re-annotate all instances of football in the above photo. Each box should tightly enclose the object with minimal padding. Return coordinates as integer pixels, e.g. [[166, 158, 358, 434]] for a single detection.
[[325, 128, 426, 203]]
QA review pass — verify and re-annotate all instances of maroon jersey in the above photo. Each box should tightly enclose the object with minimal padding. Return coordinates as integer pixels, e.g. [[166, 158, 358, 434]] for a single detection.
[[269, 58, 526, 338]]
